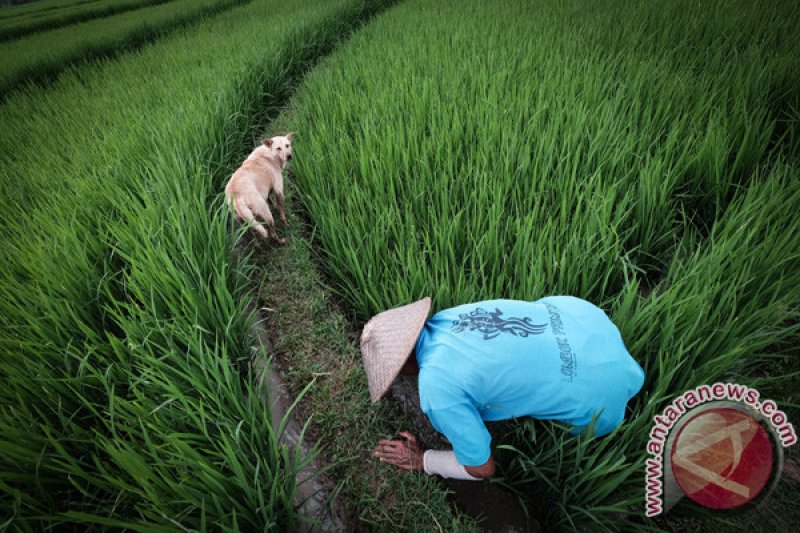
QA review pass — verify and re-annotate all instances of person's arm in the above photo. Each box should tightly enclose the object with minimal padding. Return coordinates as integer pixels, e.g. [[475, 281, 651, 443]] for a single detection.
[[374, 402, 495, 479], [464, 456, 496, 478], [374, 433, 496, 479]]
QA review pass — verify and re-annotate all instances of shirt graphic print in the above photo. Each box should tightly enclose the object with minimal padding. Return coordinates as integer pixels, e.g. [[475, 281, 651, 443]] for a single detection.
[[450, 307, 547, 340]]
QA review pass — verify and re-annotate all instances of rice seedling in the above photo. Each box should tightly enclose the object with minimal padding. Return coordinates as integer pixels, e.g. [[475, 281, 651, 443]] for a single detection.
[[0, 0, 396, 529], [0, 0, 248, 97], [279, 0, 799, 529], [0, 0, 174, 41]]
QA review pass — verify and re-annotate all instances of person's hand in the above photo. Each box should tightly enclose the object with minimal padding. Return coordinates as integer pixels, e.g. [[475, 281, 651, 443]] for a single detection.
[[374, 431, 424, 471]]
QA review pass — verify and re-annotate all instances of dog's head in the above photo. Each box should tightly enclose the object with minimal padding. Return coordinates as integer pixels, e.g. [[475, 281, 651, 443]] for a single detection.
[[263, 133, 295, 166]]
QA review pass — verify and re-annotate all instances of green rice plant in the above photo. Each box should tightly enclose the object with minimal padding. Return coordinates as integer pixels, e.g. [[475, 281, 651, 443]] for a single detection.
[[0, 0, 97, 20], [279, 0, 800, 530], [0, 0, 248, 97], [502, 165, 800, 530], [291, 0, 799, 313], [0, 0, 396, 529], [0, 0, 175, 41]]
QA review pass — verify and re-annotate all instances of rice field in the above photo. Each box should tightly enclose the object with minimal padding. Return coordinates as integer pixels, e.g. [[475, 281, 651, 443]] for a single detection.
[[0, 0, 395, 529], [1, 0, 798, 530], [0, 0, 96, 20], [0, 0, 249, 96], [0, 0, 173, 41], [285, 0, 800, 529]]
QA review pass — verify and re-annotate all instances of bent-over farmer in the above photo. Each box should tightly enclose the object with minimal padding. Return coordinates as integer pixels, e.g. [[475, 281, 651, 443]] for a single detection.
[[361, 296, 645, 480]]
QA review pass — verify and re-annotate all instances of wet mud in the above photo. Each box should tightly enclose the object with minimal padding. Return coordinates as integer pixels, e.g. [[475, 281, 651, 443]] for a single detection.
[[390, 376, 540, 533]]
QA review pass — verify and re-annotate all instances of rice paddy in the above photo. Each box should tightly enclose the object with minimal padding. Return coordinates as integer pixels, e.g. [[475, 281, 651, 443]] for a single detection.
[[0, 0, 173, 41], [0, 0, 396, 529], [285, 0, 800, 529], [1, 0, 797, 530], [0, 0, 250, 96]]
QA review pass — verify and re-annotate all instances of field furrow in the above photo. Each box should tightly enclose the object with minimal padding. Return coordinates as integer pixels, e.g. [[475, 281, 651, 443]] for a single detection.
[[0, 0, 176, 41], [0, 0, 396, 529], [0, 0, 99, 20], [0, 0, 247, 97]]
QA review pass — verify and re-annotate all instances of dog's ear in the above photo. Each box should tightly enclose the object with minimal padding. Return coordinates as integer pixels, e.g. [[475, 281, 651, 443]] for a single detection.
[[286, 132, 296, 141], [262, 138, 273, 148]]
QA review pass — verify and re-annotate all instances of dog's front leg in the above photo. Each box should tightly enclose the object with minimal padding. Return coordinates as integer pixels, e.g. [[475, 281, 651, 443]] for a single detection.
[[275, 190, 288, 227]]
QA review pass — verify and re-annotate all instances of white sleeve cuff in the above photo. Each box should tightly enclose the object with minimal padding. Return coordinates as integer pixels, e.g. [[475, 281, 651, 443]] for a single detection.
[[423, 450, 480, 480]]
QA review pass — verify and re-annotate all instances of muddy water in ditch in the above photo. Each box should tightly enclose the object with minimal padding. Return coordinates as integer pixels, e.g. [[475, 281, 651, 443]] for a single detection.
[[265, 363, 345, 531], [250, 307, 345, 531], [390, 376, 540, 533]]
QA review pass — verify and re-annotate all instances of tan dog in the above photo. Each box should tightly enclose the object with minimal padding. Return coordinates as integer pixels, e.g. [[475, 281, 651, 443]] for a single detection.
[[225, 133, 294, 244]]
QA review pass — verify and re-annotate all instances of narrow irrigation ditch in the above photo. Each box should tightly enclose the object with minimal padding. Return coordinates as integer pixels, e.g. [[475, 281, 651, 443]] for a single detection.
[[248, 293, 347, 531]]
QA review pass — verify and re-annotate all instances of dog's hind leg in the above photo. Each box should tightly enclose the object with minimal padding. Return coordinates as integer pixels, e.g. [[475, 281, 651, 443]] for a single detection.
[[234, 197, 269, 240], [250, 197, 284, 244]]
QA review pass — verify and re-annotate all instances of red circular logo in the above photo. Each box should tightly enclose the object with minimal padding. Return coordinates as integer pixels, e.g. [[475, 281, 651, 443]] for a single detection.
[[670, 407, 774, 509]]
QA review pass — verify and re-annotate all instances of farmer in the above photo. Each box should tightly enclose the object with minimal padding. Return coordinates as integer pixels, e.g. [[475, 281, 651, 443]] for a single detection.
[[361, 296, 645, 480]]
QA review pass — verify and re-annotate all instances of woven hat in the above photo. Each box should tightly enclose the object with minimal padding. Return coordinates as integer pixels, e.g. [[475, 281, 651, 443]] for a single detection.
[[360, 297, 432, 403]]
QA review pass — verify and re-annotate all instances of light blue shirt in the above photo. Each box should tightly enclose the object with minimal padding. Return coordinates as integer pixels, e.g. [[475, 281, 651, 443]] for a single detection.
[[415, 296, 645, 466]]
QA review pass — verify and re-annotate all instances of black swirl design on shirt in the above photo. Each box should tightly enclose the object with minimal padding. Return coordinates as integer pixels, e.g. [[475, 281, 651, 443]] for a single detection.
[[451, 307, 547, 340]]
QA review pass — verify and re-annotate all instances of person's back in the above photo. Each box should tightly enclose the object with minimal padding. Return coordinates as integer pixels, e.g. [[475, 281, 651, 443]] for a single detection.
[[415, 296, 644, 466]]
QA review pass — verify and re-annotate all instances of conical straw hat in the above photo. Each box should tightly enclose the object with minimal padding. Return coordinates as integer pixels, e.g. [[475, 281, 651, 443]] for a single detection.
[[360, 297, 432, 403]]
